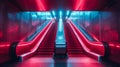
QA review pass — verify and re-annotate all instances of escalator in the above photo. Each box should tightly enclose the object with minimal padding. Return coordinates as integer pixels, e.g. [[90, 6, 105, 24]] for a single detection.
[[64, 22, 85, 57], [34, 22, 57, 57], [1, 20, 120, 67], [0, 19, 58, 66], [63, 21, 120, 67]]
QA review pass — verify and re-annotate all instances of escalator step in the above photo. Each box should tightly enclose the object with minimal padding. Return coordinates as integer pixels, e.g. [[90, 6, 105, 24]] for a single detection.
[[36, 49, 54, 52], [35, 52, 53, 55]]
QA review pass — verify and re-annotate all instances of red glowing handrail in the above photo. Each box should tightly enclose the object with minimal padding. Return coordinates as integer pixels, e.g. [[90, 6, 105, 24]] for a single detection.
[[75, 0, 85, 10], [16, 19, 55, 61], [36, 0, 45, 11], [67, 20, 105, 61]]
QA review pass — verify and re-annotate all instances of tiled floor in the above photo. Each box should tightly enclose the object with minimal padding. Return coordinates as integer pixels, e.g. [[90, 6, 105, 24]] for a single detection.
[[1, 55, 120, 67]]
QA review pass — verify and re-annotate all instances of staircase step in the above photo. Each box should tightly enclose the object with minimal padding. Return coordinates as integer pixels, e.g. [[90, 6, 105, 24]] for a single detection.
[[67, 46, 82, 48], [40, 44, 55, 46], [68, 52, 85, 54], [34, 23, 57, 57], [39, 44, 55, 47], [68, 54, 86, 57], [38, 46, 54, 49], [67, 48, 83, 49], [68, 49, 84, 51], [68, 51, 84, 53], [35, 52, 53, 55], [67, 45, 83, 47], [37, 48, 54, 50], [65, 23, 85, 57], [38, 46, 54, 48], [35, 54, 53, 57], [68, 50, 84, 52], [36, 50, 54, 52], [36, 49, 54, 52]]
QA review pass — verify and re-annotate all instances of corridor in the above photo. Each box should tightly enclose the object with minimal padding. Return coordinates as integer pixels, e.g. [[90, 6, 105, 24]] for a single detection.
[[0, 0, 120, 67]]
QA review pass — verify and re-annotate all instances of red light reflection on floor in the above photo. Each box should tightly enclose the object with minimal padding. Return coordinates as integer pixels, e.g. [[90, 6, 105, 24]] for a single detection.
[[15, 57, 54, 67], [68, 57, 104, 67], [10, 56, 106, 67]]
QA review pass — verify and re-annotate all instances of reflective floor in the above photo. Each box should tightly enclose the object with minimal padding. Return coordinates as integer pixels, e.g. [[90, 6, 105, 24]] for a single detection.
[[1, 55, 120, 67]]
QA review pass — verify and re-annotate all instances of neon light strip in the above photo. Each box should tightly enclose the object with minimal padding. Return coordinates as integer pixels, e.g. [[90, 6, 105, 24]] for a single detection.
[[36, 0, 45, 11], [20, 19, 54, 57], [52, 11, 56, 18], [59, 11, 62, 18], [75, 0, 84, 10], [58, 18, 63, 32], [67, 20, 101, 58], [66, 10, 70, 16]]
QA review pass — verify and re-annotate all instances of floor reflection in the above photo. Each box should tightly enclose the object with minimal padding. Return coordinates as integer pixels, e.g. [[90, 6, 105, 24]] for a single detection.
[[54, 58, 67, 67], [1, 56, 120, 67]]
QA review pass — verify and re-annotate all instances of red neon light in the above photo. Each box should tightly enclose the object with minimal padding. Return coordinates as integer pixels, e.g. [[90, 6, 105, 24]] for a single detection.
[[67, 20, 105, 60], [75, 0, 81, 10], [75, 0, 85, 10], [35, 0, 45, 11], [16, 19, 55, 61]]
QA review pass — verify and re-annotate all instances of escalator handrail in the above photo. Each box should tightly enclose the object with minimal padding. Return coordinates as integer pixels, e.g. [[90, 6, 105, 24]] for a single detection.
[[69, 20, 110, 60], [67, 20, 105, 61], [15, 19, 55, 61]]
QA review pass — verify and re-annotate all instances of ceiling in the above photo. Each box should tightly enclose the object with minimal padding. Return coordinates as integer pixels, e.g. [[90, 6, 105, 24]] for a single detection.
[[5, 0, 120, 11]]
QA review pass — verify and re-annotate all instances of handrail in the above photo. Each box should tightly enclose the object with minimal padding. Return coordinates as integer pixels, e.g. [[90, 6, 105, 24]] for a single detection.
[[76, 24, 96, 42], [15, 19, 55, 61], [26, 20, 50, 41], [67, 20, 105, 61]]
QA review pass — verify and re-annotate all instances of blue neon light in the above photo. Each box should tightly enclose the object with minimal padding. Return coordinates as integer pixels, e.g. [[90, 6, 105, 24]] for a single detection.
[[58, 18, 63, 32], [66, 10, 70, 19], [58, 36, 64, 40], [32, 14, 37, 18], [52, 11, 56, 18], [67, 10, 70, 16], [56, 16, 65, 44], [85, 11, 91, 15], [37, 12, 41, 15], [59, 11, 62, 18], [52, 11, 55, 16], [80, 12, 83, 15]]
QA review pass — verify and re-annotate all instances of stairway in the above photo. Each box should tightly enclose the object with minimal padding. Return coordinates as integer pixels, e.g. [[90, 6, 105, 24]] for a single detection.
[[64, 22, 85, 57], [35, 23, 57, 57]]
